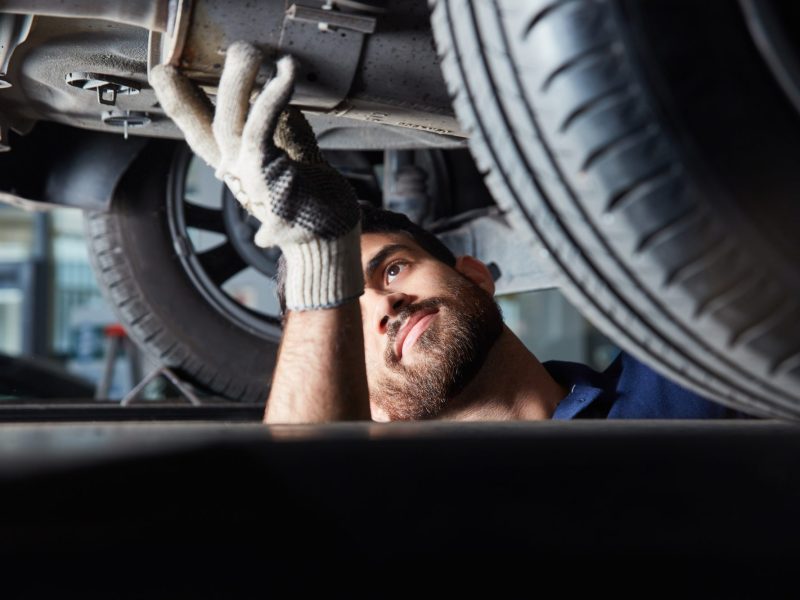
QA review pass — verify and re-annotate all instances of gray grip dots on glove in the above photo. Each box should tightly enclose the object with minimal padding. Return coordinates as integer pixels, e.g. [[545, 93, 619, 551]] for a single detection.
[[150, 41, 363, 311]]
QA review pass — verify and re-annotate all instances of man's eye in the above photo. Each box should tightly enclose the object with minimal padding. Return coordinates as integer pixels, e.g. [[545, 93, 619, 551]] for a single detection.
[[385, 262, 407, 284]]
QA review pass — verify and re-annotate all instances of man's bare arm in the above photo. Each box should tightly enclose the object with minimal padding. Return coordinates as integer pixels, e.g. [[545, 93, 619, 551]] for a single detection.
[[265, 300, 370, 423]]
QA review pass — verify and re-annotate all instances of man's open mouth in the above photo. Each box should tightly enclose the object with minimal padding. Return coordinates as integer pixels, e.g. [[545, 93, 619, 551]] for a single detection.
[[394, 309, 439, 360]]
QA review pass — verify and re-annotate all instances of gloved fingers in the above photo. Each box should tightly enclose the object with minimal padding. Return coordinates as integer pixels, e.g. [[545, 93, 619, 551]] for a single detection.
[[274, 107, 326, 165], [253, 223, 273, 248], [213, 41, 263, 169], [241, 54, 298, 160], [150, 64, 221, 168]]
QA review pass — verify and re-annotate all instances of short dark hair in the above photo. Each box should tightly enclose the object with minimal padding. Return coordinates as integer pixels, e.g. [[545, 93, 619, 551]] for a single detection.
[[275, 202, 456, 315]]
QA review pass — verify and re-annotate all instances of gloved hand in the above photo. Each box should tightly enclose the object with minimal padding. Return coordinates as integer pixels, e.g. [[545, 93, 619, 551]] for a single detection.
[[150, 42, 363, 311]]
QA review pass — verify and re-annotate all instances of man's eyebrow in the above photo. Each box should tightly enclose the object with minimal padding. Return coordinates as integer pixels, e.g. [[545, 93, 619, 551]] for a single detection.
[[365, 243, 413, 281]]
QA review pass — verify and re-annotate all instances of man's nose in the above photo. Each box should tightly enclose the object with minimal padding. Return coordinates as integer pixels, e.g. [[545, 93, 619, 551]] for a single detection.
[[374, 292, 409, 335]]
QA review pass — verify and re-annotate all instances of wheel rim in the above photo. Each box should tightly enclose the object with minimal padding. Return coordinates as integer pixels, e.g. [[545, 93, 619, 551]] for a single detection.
[[166, 144, 283, 342]]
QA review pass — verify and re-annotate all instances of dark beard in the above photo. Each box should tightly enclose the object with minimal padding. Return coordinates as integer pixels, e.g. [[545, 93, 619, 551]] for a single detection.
[[373, 275, 503, 421]]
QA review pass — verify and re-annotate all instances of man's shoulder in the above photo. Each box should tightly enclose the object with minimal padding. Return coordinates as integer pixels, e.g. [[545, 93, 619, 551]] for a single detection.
[[547, 351, 746, 420], [608, 352, 747, 419]]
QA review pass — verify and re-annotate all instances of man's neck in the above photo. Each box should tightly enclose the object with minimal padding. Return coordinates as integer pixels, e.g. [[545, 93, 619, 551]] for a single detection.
[[438, 326, 568, 421]]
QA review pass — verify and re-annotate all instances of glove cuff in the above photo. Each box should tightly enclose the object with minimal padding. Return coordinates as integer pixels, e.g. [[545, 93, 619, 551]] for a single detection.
[[281, 225, 364, 311]]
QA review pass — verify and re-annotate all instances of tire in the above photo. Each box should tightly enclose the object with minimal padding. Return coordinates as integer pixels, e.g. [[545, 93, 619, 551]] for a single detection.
[[431, 0, 800, 417], [85, 140, 279, 404]]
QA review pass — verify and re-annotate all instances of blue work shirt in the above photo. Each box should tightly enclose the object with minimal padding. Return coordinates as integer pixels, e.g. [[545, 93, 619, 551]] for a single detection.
[[547, 352, 747, 420]]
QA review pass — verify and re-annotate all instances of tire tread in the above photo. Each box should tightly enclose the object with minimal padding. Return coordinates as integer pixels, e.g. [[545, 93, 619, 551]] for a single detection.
[[431, 0, 800, 416]]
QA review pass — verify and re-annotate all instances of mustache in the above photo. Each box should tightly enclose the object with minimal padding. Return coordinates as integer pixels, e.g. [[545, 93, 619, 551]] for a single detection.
[[386, 298, 444, 347]]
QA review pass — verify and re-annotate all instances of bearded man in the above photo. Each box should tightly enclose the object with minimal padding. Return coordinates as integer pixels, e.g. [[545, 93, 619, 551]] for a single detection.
[[152, 42, 745, 423]]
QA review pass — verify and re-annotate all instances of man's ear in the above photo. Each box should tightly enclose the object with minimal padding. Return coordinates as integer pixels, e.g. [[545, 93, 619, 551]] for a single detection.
[[454, 256, 495, 296]]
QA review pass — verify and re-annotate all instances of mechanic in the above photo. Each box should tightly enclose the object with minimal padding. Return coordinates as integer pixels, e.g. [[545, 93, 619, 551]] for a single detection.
[[152, 42, 746, 423]]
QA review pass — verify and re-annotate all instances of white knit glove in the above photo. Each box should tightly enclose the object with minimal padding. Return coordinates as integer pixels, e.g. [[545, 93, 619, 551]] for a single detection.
[[150, 42, 363, 311]]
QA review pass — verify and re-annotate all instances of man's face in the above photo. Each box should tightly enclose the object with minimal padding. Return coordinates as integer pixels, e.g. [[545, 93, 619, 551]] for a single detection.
[[359, 232, 503, 421]]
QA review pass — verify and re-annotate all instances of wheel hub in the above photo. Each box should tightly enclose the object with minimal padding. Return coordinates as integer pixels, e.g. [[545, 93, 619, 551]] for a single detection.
[[221, 188, 282, 279]]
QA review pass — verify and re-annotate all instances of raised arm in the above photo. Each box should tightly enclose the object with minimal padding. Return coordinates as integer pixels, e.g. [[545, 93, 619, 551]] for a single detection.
[[267, 302, 369, 422], [151, 42, 370, 423]]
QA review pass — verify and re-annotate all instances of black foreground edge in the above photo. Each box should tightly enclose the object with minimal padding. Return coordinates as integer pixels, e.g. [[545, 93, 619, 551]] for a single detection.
[[0, 420, 798, 595]]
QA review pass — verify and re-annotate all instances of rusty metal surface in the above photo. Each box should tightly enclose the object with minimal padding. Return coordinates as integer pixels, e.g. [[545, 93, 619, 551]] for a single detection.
[[170, 0, 464, 135], [353, 0, 455, 111], [0, 0, 464, 148], [176, 0, 285, 82]]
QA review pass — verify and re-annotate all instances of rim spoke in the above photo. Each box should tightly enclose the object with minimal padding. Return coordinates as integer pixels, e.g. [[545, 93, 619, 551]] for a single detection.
[[197, 241, 248, 287], [184, 202, 226, 234]]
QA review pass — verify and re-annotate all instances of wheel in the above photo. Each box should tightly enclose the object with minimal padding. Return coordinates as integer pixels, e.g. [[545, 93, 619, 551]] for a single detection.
[[85, 140, 281, 403], [431, 0, 800, 417]]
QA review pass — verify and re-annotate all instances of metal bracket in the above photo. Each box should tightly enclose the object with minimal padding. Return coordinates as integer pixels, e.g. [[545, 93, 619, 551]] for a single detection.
[[287, 4, 376, 33], [65, 72, 141, 107], [120, 366, 204, 407], [95, 321, 203, 406], [278, 3, 377, 109], [101, 110, 153, 139]]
